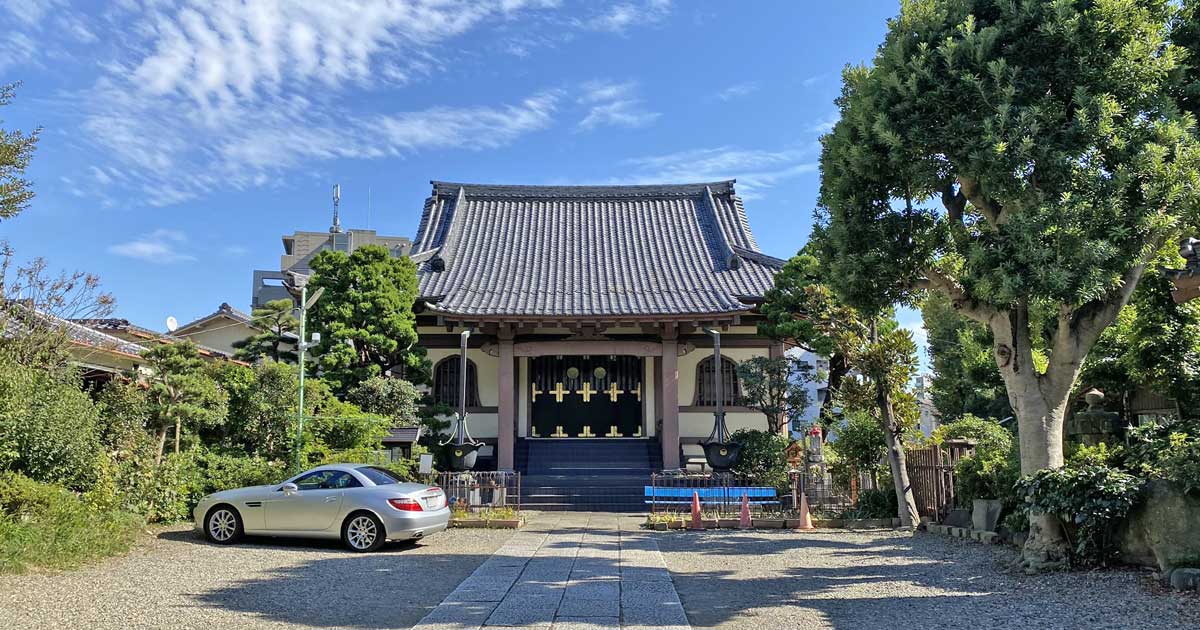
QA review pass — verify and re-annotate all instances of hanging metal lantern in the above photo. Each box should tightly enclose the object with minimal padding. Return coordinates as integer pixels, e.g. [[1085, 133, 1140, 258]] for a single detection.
[[441, 329, 483, 471], [701, 328, 741, 472]]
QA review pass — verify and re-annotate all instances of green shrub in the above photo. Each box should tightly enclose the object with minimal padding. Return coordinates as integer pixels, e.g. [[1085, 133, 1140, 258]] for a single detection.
[[828, 410, 887, 485], [934, 414, 1014, 458], [1125, 419, 1200, 494], [730, 429, 790, 490], [316, 447, 421, 481], [954, 449, 1020, 505], [1014, 465, 1142, 567], [841, 488, 897, 519], [0, 359, 104, 491], [0, 472, 142, 574]]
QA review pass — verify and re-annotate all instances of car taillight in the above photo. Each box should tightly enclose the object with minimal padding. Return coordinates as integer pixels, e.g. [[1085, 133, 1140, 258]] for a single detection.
[[388, 497, 424, 512]]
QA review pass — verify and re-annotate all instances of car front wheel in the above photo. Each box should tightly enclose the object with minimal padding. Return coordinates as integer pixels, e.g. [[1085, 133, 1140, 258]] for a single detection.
[[205, 505, 243, 544], [342, 512, 386, 552]]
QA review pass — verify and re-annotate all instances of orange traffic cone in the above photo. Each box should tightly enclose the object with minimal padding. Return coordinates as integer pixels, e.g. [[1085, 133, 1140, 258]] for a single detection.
[[739, 493, 751, 529], [794, 492, 814, 530], [689, 491, 702, 530]]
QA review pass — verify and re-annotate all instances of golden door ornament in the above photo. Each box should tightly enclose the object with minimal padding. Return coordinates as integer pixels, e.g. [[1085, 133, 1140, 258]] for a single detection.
[[606, 425, 622, 437], [551, 425, 568, 437], [531, 382, 544, 402], [606, 382, 624, 402], [549, 382, 570, 403], [632, 382, 642, 401], [633, 426, 643, 437], [581, 426, 596, 438], [531, 425, 540, 437], [577, 381, 597, 402]]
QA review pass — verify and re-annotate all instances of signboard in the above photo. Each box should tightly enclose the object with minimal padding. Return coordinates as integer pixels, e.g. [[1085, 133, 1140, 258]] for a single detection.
[[418, 453, 434, 475]]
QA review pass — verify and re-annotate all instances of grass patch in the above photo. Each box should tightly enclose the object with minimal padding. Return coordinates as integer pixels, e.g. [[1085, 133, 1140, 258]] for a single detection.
[[0, 472, 143, 574]]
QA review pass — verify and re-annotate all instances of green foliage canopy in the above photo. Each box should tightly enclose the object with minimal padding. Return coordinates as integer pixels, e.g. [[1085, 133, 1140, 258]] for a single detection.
[[0, 83, 39, 221], [308, 245, 428, 393], [232, 298, 298, 363]]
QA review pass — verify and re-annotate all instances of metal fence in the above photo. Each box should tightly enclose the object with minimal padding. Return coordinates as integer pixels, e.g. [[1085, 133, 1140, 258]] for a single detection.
[[421, 471, 521, 513]]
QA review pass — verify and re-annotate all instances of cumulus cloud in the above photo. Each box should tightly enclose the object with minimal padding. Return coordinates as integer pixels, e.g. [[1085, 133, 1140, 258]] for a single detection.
[[108, 229, 196, 263], [716, 81, 759, 101]]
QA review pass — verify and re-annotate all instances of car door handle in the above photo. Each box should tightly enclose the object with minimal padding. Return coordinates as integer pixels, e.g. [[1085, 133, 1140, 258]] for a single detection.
[[324, 496, 339, 503]]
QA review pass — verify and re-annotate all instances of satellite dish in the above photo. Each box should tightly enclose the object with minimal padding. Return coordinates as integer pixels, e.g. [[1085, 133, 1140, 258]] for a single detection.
[[166, 316, 178, 333]]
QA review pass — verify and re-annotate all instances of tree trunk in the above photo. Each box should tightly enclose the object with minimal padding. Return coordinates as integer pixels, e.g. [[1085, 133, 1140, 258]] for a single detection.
[[878, 384, 920, 529], [174, 417, 181, 455], [818, 353, 848, 442], [989, 304, 1072, 570], [154, 427, 168, 467]]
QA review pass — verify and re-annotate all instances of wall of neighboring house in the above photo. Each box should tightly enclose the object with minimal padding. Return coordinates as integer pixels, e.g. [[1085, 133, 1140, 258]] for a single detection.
[[178, 319, 258, 356]]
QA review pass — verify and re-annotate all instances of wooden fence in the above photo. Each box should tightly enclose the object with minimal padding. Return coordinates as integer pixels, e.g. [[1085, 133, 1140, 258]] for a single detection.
[[904, 441, 975, 521]]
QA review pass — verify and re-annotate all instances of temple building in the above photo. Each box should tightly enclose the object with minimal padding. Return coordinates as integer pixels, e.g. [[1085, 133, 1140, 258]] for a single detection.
[[410, 180, 787, 473]]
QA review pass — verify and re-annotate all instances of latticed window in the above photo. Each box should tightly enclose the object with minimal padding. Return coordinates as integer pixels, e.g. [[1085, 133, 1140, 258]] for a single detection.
[[694, 355, 741, 406], [433, 357, 481, 408]]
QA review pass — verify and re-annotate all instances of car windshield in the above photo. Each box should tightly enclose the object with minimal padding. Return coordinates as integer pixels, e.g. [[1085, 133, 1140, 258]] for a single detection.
[[356, 466, 404, 486]]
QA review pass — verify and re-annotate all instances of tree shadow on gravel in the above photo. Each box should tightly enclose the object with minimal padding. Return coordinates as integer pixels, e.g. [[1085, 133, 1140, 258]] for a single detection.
[[192, 549, 505, 629], [655, 530, 1200, 630], [157, 528, 423, 554]]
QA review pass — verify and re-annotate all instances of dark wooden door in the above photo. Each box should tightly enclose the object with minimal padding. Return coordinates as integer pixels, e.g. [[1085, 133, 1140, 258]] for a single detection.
[[530, 356, 642, 438]]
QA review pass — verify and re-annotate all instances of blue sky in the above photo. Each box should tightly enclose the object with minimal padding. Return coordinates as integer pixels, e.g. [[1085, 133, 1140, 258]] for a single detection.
[[0, 0, 926, 360]]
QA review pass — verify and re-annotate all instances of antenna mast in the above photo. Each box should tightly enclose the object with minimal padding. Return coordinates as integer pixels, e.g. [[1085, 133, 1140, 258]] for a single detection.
[[330, 184, 343, 233]]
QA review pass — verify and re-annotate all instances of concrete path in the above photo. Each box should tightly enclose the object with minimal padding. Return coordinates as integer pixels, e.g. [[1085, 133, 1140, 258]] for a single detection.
[[413, 513, 689, 630]]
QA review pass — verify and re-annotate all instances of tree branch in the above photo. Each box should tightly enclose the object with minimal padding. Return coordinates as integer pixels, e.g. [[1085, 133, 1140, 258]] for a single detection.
[[957, 175, 1003, 229], [940, 183, 966, 229], [916, 266, 999, 325]]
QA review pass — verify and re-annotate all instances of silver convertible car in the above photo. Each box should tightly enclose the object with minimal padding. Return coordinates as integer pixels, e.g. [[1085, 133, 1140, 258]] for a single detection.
[[193, 464, 450, 552]]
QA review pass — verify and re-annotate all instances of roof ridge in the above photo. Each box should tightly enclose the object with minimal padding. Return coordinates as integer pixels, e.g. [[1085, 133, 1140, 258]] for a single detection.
[[430, 180, 737, 199]]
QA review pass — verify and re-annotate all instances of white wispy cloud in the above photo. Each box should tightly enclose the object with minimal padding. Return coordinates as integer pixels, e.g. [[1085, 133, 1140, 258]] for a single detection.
[[41, 0, 567, 206], [716, 81, 759, 101], [583, 0, 671, 33], [808, 112, 840, 134], [620, 146, 816, 199], [801, 73, 826, 88], [577, 80, 659, 130], [109, 229, 196, 263]]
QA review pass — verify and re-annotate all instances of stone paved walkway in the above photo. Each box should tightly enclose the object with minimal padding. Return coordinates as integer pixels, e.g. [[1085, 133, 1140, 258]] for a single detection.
[[412, 513, 689, 630]]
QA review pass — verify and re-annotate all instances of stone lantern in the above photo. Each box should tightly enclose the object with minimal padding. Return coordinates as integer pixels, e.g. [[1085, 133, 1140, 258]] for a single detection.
[[1067, 389, 1123, 446]]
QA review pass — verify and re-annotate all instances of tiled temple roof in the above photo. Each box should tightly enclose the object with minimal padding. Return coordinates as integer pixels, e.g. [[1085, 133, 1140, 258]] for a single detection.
[[412, 181, 785, 319]]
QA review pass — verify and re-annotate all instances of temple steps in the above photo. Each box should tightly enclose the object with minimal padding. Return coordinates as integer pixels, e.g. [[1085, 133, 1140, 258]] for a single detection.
[[516, 439, 658, 512]]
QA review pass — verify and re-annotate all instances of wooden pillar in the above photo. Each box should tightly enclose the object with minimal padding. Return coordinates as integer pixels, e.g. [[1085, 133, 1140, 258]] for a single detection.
[[661, 326, 680, 469], [497, 328, 515, 471]]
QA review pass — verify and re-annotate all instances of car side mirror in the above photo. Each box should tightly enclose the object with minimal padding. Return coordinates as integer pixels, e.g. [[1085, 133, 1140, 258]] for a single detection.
[[280, 482, 298, 495]]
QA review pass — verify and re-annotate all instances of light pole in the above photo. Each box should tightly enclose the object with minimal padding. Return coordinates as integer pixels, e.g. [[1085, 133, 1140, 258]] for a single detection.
[[286, 272, 324, 472]]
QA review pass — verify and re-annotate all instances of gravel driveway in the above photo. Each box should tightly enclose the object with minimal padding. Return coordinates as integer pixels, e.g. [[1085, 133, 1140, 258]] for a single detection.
[[656, 528, 1200, 630], [0, 524, 516, 630]]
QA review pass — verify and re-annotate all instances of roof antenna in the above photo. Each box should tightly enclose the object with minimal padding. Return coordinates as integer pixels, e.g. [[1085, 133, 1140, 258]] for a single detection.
[[330, 184, 343, 233]]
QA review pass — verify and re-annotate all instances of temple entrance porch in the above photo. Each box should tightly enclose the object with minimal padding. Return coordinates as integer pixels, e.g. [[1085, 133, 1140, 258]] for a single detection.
[[528, 355, 644, 439]]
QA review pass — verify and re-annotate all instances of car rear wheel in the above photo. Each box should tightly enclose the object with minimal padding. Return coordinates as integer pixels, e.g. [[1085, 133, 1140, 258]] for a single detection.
[[342, 512, 386, 552], [205, 505, 243, 544]]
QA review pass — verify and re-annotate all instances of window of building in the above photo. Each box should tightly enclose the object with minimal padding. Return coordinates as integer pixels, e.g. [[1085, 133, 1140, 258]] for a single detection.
[[433, 356, 481, 408], [694, 355, 741, 407]]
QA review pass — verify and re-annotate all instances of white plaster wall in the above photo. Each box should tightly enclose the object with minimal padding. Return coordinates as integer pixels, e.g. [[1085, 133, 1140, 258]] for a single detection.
[[680, 411, 769, 438], [186, 321, 258, 355], [675, 346, 770, 408], [425, 347, 500, 439]]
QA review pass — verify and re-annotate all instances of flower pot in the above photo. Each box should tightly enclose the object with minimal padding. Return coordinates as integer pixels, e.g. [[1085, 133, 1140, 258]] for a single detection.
[[489, 519, 521, 529], [716, 518, 740, 529], [700, 518, 719, 529], [652, 522, 668, 531], [971, 498, 1004, 532], [452, 519, 487, 528], [753, 518, 785, 529]]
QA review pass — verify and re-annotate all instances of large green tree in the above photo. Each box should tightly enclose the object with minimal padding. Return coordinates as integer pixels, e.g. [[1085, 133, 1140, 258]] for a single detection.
[[232, 298, 298, 363], [819, 0, 1200, 566], [760, 249, 922, 527], [308, 245, 428, 393], [0, 83, 39, 221]]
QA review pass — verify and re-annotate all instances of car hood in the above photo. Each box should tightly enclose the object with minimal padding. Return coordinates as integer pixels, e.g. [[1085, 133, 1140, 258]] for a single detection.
[[207, 485, 274, 501]]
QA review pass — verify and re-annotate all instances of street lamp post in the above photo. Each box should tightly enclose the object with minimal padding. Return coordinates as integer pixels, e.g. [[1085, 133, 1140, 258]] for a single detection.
[[286, 272, 324, 472]]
